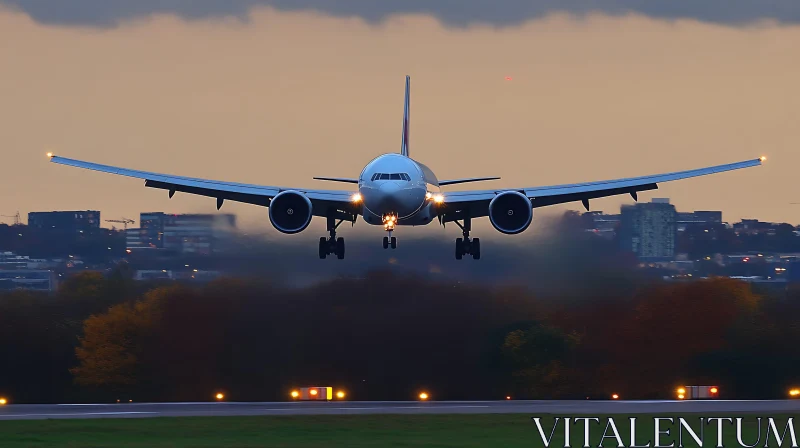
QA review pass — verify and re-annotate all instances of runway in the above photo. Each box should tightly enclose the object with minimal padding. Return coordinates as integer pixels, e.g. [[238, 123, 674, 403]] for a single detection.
[[1, 400, 799, 420]]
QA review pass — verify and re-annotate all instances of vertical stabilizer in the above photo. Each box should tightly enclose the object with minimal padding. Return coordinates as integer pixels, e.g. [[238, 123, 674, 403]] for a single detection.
[[401, 75, 410, 157]]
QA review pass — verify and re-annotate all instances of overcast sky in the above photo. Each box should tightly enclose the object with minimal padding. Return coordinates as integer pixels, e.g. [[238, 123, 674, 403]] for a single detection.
[[0, 3, 797, 233], [2, 0, 799, 27]]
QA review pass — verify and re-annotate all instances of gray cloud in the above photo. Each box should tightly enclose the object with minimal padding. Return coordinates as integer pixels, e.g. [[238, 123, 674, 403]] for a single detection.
[[2, 0, 799, 27]]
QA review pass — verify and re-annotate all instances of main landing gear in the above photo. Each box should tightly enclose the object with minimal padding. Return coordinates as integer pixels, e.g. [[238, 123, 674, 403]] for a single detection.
[[453, 216, 480, 260], [319, 216, 345, 259], [383, 213, 398, 250]]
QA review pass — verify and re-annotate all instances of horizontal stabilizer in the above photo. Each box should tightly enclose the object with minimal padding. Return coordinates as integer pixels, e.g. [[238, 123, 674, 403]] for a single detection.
[[439, 177, 500, 186], [313, 177, 360, 184]]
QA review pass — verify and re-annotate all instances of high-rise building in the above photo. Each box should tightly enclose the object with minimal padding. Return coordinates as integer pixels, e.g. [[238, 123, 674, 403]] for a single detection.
[[27, 210, 100, 232], [126, 212, 236, 254], [619, 199, 677, 261]]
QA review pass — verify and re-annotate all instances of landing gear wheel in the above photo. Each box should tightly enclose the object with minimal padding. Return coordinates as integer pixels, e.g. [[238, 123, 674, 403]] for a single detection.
[[472, 238, 481, 260], [455, 238, 463, 260], [383, 236, 389, 249], [336, 237, 345, 260], [319, 237, 327, 259], [390, 237, 397, 249]]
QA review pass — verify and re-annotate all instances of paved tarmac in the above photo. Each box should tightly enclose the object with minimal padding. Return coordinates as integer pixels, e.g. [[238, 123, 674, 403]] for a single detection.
[[1, 400, 798, 420]]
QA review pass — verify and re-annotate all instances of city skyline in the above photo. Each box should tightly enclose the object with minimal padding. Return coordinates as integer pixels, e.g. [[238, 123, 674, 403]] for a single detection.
[[1, 5, 796, 228]]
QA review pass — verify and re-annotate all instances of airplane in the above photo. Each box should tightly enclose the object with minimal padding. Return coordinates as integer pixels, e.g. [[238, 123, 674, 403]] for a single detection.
[[48, 76, 765, 260]]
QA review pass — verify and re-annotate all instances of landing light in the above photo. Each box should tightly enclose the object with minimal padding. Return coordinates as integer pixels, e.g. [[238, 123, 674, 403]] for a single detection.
[[433, 194, 444, 204], [760, 156, 767, 162], [710, 387, 718, 394], [310, 389, 318, 396], [351, 193, 362, 203], [0, 398, 7, 405], [425, 192, 433, 200], [46, 152, 54, 158], [789, 389, 800, 397], [506, 396, 511, 400], [336, 391, 345, 399], [612, 394, 619, 400], [419, 392, 429, 400], [215, 393, 225, 401], [678, 394, 685, 400], [291, 390, 299, 398], [677, 388, 686, 395]]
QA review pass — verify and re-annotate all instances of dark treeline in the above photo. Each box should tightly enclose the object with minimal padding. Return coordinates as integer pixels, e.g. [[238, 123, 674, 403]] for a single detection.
[[2, 268, 799, 403], [2, 212, 800, 403]]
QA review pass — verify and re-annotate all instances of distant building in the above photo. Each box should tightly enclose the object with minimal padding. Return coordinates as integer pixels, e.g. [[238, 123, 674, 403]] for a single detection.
[[733, 219, 777, 235], [0, 270, 58, 291], [619, 199, 677, 261], [676, 211, 722, 232], [582, 211, 621, 239], [126, 213, 236, 254], [126, 212, 167, 250], [27, 210, 100, 232], [0, 252, 54, 270]]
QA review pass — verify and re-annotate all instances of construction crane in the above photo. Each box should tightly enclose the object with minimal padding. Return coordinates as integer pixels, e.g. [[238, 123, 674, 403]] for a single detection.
[[1, 211, 21, 226], [105, 217, 135, 231]]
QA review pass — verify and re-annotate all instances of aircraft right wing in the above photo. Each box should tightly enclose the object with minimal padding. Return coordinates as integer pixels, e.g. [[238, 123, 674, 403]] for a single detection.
[[49, 155, 358, 219], [439, 157, 765, 218]]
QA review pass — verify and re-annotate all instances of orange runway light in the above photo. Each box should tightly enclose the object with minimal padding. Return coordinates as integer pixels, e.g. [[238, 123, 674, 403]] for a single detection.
[[418, 392, 429, 401], [612, 394, 619, 400], [215, 393, 225, 401], [290, 390, 299, 398], [336, 391, 345, 399], [0, 398, 7, 405]]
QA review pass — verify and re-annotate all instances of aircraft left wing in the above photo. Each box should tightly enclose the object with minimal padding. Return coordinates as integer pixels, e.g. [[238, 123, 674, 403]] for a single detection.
[[48, 155, 358, 218], [439, 157, 764, 218]]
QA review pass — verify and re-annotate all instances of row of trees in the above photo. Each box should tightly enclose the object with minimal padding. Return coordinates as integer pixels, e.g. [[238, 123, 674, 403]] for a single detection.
[[2, 267, 798, 403]]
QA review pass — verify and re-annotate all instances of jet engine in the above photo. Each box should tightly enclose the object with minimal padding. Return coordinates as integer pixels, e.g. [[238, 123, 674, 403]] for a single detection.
[[268, 191, 313, 234], [488, 191, 533, 234]]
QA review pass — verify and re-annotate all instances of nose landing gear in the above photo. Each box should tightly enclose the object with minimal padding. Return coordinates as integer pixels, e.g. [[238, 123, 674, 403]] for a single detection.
[[383, 235, 397, 249], [382, 214, 398, 250]]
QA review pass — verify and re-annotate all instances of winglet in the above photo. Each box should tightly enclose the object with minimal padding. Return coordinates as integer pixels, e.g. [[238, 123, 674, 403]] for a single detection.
[[401, 75, 410, 157]]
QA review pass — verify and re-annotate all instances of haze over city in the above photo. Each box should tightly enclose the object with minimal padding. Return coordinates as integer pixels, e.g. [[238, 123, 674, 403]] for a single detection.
[[1, 2, 797, 232]]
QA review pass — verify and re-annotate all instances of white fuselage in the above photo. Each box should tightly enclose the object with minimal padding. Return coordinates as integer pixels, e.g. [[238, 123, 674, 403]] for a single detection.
[[358, 154, 441, 227]]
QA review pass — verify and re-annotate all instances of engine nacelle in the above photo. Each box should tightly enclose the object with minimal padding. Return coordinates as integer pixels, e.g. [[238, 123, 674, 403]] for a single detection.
[[269, 190, 313, 234], [489, 191, 533, 234]]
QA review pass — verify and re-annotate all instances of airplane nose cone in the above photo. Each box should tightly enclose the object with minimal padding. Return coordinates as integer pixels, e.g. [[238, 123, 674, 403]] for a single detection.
[[363, 182, 425, 218], [379, 182, 401, 194]]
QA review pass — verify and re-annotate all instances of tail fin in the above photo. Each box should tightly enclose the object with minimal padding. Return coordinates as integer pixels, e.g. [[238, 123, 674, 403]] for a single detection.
[[400, 75, 410, 157]]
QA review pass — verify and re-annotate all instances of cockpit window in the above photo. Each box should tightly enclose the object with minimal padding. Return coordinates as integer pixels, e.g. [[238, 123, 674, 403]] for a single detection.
[[371, 173, 411, 181]]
